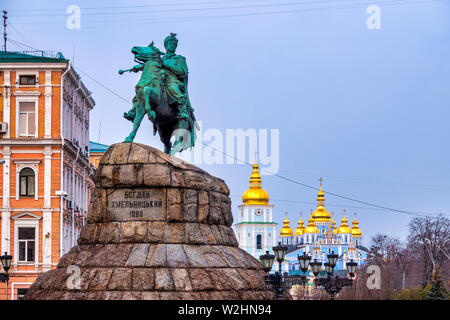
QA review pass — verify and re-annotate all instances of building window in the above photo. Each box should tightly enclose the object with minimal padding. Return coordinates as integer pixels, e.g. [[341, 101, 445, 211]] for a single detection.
[[256, 234, 262, 249], [18, 227, 36, 262], [18, 102, 36, 136], [17, 289, 28, 300], [19, 75, 36, 85], [19, 168, 35, 196]]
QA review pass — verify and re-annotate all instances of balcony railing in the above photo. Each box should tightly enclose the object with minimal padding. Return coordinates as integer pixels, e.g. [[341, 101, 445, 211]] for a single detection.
[[0, 50, 65, 60]]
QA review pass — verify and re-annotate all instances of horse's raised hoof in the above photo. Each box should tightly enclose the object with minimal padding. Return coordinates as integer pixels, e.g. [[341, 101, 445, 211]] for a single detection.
[[123, 112, 133, 122]]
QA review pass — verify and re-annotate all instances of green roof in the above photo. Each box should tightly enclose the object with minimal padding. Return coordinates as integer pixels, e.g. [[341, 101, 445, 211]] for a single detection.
[[89, 141, 109, 153], [0, 51, 68, 63]]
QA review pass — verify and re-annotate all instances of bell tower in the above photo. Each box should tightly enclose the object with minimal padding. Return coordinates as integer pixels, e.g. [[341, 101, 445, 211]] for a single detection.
[[234, 161, 277, 258]]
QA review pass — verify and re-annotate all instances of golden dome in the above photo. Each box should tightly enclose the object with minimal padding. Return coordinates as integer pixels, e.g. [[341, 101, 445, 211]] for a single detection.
[[294, 212, 305, 235], [351, 213, 362, 237], [280, 213, 293, 237], [332, 214, 338, 234], [304, 212, 319, 234], [311, 181, 331, 223], [337, 215, 352, 234], [242, 162, 269, 205]]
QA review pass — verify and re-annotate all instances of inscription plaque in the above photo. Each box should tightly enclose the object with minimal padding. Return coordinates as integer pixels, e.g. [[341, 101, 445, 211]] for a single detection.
[[107, 188, 166, 221]]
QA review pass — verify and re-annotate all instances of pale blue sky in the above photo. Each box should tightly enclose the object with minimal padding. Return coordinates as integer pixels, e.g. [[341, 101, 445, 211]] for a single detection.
[[4, 0, 450, 243]]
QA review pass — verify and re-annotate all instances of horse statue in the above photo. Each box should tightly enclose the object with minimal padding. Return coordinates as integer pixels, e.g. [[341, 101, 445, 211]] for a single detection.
[[119, 35, 198, 156]]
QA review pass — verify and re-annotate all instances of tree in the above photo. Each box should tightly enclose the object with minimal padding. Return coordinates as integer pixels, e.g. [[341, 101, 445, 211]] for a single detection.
[[394, 244, 414, 290], [369, 234, 401, 263], [424, 268, 448, 300], [408, 215, 450, 286]]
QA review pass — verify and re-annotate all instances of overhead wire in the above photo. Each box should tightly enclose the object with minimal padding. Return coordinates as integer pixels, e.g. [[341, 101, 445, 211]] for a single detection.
[[8, 0, 444, 33], [6, 12, 448, 219]]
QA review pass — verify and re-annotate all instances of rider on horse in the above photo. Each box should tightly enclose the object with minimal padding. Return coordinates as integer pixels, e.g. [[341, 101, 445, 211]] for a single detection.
[[121, 34, 198, 155]]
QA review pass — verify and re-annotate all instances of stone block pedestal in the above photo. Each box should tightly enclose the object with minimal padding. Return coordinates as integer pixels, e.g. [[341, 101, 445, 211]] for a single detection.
[[25, 143, 275, 300]]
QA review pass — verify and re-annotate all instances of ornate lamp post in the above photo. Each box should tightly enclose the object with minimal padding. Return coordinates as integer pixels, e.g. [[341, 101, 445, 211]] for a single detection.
[[259, 242, 308, 300], [310, 258, 322, 277], [0, 252, 12, 300], [297, 252, 311, 283], [273, 242, 287, 274], [346, 259, 358, 279], [259, 251, 275, 273], [313, 252, 355, 300]]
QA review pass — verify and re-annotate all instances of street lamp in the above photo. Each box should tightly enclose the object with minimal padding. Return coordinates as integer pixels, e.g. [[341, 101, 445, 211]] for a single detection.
[[0, 252, 13, 300], [297, 252, 311, 285], [260, 244, 310, 300], [297, 252, 311, 274], [324, 262, 333, 276], [346, 259, 358, 279], [259, 251, 275, 273], [310, 259, 322, 277], [327, 252, 338, 269], [312, 251, 354, 300], [273, 242, 287, 273]]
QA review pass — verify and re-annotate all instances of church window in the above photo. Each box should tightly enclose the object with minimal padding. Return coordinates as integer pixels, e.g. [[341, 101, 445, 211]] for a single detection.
[[256, 234, 262, 249]]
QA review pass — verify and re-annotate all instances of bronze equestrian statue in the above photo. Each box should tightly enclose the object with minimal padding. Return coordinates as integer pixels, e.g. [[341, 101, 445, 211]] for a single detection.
[[119, 33, 199, 155]]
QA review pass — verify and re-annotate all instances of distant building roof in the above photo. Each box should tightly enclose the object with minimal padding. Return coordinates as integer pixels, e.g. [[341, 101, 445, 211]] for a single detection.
[[89, 141, 109, 153], [0, 50, 68, 63], [357, 245, 370, 253]]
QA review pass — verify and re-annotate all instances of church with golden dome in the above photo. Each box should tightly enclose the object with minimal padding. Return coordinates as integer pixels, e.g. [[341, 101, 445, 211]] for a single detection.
[[234, 164, 368, 276], [280, 179, 368, 276], [234, 161, 277, 259]]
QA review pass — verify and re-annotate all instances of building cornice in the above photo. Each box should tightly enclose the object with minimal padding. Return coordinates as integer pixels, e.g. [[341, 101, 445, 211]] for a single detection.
[[0, 63, 68, 69], [0, 138, 64, 146]]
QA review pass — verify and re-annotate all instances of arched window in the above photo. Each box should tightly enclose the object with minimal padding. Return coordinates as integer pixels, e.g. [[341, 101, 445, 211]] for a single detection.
[[20, 168, 35, 196], [256, 234, 262, 249]]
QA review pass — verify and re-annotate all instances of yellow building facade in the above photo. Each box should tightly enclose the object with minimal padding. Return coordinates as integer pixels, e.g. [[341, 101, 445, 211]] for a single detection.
[[0, 51, 95, 299]]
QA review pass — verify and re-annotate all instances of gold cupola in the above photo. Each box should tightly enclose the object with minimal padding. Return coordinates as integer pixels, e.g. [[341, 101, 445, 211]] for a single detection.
[[351, 213, 362, 237], [304, 210, 319, 234], [294, 212, 305, 235], [280, 213, 293, 237], [332, 212, 338, 234], [311, 178, 331, 222], [337, 214, 352, 234], [242, 162, 269, 205]]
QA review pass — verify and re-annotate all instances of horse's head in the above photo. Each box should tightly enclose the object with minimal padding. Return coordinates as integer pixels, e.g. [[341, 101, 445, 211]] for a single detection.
[[131, 42, 164, 63]]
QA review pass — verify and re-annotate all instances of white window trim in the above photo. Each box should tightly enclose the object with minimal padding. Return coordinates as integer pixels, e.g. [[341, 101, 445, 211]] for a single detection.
[[15, 70, 39, 89], [14, 161, 40, 201], [15, 97, 38, 138], [11, 282, 33, 301], [12, 212, 41, 270]]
